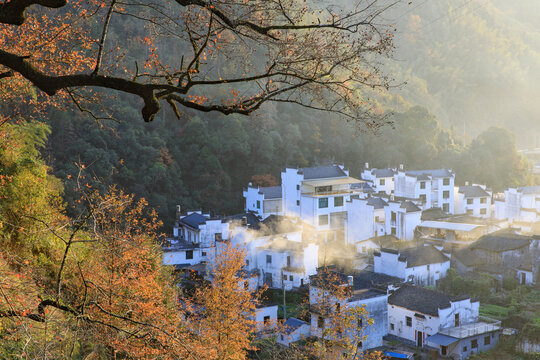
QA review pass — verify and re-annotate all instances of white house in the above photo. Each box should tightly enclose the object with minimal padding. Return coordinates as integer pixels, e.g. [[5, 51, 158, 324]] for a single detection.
[[388, 285, 480, 348], [243, 185, 282, 219], [256, 237, 318, 290], [394, 168, 455, 214], [309, 271, 389, 351], [253, 304, 279, 332], [494, 186, 540, 223], [360, 164, 396, 195], [454, 184, 492, 218], [384, 200, 422, 241], [346, 196, 387, 250], [277, 318, 311, 346], [373, 246, 450, 286]]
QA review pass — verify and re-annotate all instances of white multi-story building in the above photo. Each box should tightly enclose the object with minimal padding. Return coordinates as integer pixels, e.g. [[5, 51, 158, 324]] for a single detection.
[[454, 184, 492, 218], [373, 246, 450, 286], [384, 200, 422, 241], [243, 185, 282, 219], [361, 164, 396, 195], [347, 196, 387, 250], [256, 237, 318, 290], [394, 169, 455, 214], [494, 186, 540, 223]]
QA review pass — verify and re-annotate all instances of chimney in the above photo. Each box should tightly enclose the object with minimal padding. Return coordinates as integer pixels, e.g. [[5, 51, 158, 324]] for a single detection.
[[248, 182, 253, 187], [365, 162, 369, 169], [176, 205, 182, 221], [399, 164, 404, 171], [347, 275, 354, 287], [465, 181, 469, 186]]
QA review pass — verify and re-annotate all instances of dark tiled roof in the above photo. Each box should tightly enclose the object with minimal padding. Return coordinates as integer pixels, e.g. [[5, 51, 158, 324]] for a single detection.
[[282, 318, 308, 335], [421, 208, 449, 221], [390, 246, 449, 267], [453, 249, 485, 267], [259, 186, 282, 199], [225, 212, 261, 226], [470, 231, 531, 252], [459, 186, 490, 198], [389, 284, 466, 316], [299, 165, 347, 179], [372, 168, 395, 178], [250, 215, 299, 235], [180, 213, 208, 229], [350, 182, 375, 192], [406, 169, 453, 179], [352, 270, 403, 290], [400, 200, 421, 213], [368, 197, 388, 209], [518, 186, 540, 194]]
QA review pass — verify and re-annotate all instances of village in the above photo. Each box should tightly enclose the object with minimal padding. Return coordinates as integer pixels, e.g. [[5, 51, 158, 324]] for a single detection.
[[161, 164, 540, 359]]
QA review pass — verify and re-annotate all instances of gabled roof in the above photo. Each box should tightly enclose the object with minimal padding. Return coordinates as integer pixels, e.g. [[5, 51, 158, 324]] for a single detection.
[[383, 246, 449, 267], [452, 249, 485, 268], [259, 186, 282, 199], [250, 215, 299, 235], [459, 185, 490, 198], [421, 208, 449, 221], [405, 169, 453, 178], [518, 185, 540, 194], [367, 197, 388, 209], [389, 284, 468, 316], [470, 230, 531, 252], [350, 182, 375, 192], [400, 201, 421, 213], [180, 213, 208, 229], [282, 318, 308, 335], [299, 165, 347, 179], [225, 212, 260, 227], [372, 168, 395, 178]]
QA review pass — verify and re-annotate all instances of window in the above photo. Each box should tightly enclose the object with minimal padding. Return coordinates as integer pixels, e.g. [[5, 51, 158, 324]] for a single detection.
[[380, 179, 385, 186], [463, 346, 467, 352], [296, 184, 300, 190], [264, 316, 270, 325], [318, 316, 324, 328], [257, 200, 261, 209], [358, 318, 363, 328], [202, 251, 207, 257], [336, 303, 341, 313], [471, 339, 478, 349], [443, 190, 450, 199], [375, 216, 380, 222], [357, 341, 362, 349], [244, 281, 249, 290], [443, 203, 449, 212], [391, 227, 396, 236], [287, 256, 291, 267], [480, 208, 487, 215], [455, 313, 460, 327], [420, 181, 426, 189], [406, 316, 412, 327], [391, 212, 396, 222], [283, 274, 287, 280], [419, 194, 426, 201], [480, 197, 487, 204], [186, 250, 193, 260], [318, 197, 328, 208], [467, 198, 473, 205], [318, 214, 328, 226], [390, 323, 395, 331], [441, 346, 447, 355], [266, 255, 272, 264], [215, 233, 222, 241], [316, 186, 332, 193], [289, 275, 293, 281], [296, 200, 300, 206], [334, 196, 344, 207], [466, 209, 473, 215], [443, 178, 450, 186], [484, 336, 490, 345], [281, 334, 284, 341], [427, 264, 430, 271]]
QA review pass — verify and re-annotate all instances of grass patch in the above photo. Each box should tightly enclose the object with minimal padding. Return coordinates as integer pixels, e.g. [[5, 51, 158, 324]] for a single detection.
[[480, 304, 510, 319]]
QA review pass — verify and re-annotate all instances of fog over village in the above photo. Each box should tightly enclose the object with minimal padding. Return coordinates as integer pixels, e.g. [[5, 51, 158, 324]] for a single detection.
[[0, 0, 539, 359]]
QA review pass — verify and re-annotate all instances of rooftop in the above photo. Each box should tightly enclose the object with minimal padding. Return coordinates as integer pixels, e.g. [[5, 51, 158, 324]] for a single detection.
[[302, 176, 363, 188], [376, 246, 449, 267], [259, 186, 282, 199], [405, 169, 454, 179], [389, 285, 471, 316], [299, 165, 347, 179], [419, 220, 484, 232], [249, 215, 300, 235], [470, 230, 531, 252], [517, 185, 540, 194], [371, 168, 396, 178], [400, 200, 421, 213], [179, 212, 208, 229], [367, 196, 388, 209], [459, 185, 490, 198], [282, 318, 308, 335]]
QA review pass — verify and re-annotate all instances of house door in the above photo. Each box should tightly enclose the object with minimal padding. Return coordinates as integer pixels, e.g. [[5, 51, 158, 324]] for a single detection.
[[417, 331, 423, 347], [300, 279, 304, 287], [521, 273, 526, 285]]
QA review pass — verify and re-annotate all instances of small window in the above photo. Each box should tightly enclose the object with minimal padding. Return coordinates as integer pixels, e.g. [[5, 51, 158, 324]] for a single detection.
[[480, 208, 487, 215], [480, 197, 487, 204], [358, 318, 362, 328], [391, 227, 396, 236], [467, 198, 473, 205], [318, 197, 328, 208], [266, 255, 272, 264], [466, 209, 473, 215], [357, 341, 362, 349], [334, 196, 344, 207], [289, 275, 293, 281], [443, 190, 450, 199], [296, 200, 300, 206], [484, 336, 490, 345], [471, 339, 478, 349], [283, 274, 287, 280], [420, 181, 426, 189], [441, 345, 447, 355], [281, 334, 284, 341], [318, 214, 329, 226], [186, 250, 193, 260], [420, 194, 426, 201], [318, 316, 324, 328], [244, 281, 249, 290], [375, 216, 380, 222], [390, 323, 395, 331], [463, 346, 467, 352], [264, 316, 270, 325], [427, 264, 430, 271], [443, 203, 449, 212], [443, 178, 450, 186], [215, 233, 222, 241], [336, 303, 340, 313], [406, 316, 412, 327], [391, 212, 397, 221], [256, 200, 261, 209], [296, 184, 300, 190], [455, 313, 460, 327], [202, 251, 207, 257], [380, 179, 385, 186]]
